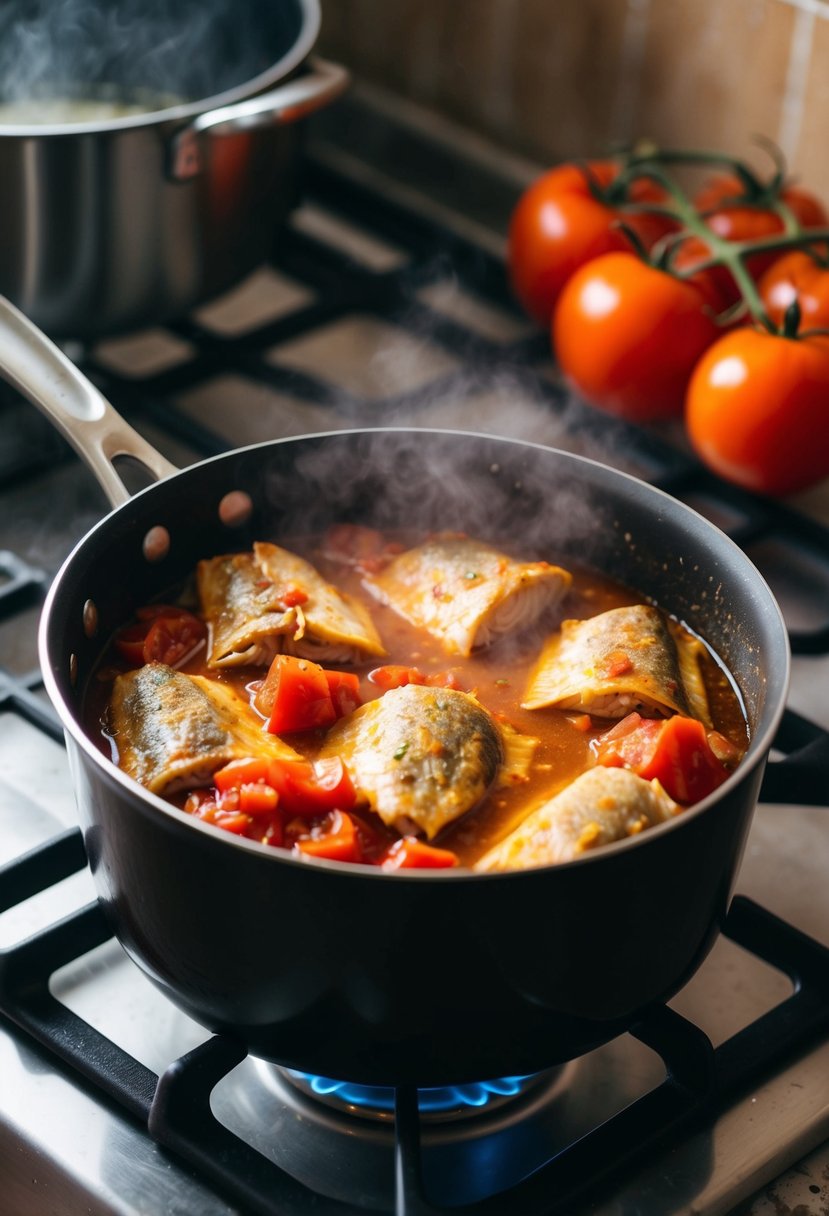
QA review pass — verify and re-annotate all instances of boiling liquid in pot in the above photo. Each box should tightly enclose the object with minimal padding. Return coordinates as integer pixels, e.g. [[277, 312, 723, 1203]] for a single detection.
[[0, 91, 185, 124]]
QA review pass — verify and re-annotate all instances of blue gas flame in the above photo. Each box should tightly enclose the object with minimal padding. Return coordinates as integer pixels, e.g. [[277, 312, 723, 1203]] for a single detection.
[[288, 1071, 535, 1114]]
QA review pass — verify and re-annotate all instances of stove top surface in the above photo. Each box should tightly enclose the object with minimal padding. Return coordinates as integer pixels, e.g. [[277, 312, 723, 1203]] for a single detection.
[[2, 96, 829, 1216]]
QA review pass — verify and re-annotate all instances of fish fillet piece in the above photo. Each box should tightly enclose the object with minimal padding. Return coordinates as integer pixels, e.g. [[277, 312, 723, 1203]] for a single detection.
[[108, 662, 300, 795], [523, 604, 691, 719], [474, 767, 681, 872], [320, 683, 504, 838], [366, 535, 572, 657], [198, 543, 385, 668]]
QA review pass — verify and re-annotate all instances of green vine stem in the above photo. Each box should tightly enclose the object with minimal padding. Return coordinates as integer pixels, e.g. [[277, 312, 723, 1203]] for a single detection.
[[607, 154, 827, 332], [619, 137, 788, 199], [620, 142, 768, 192]]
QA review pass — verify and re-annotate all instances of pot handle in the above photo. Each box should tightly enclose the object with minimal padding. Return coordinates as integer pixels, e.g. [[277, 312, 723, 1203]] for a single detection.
[[170, 56, 350, 181], [0, 295, 178, 510]]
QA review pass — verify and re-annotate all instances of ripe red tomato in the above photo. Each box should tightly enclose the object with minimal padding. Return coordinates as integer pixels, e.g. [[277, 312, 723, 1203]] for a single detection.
[[671, 237, 743, 311], [508, 160, 675, 325], [694, 173, 827, 229], [685, 326, 829, 495], [687, 174, 829, 284], [758, 250, 829, 330], [552, 251, 722, 422]]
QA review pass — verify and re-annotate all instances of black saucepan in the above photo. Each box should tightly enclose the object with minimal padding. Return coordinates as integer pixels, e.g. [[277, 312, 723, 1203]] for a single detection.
[[3, 296, 788, 1087]]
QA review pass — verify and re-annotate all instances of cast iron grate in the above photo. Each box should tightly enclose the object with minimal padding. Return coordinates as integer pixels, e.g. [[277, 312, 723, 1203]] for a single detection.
[[1, 151, 829, 1215]]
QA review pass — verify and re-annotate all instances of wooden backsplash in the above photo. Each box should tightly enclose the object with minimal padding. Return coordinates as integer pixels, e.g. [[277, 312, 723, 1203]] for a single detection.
[[318, 0, 829, 200]]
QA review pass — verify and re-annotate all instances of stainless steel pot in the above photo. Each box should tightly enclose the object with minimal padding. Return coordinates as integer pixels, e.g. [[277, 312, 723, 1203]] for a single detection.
[[0, 0, 347, 339]]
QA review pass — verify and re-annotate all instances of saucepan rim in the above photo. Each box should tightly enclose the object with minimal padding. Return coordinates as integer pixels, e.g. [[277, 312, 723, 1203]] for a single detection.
[[0, 0, 320, 136], [38, 427, 791, 881]]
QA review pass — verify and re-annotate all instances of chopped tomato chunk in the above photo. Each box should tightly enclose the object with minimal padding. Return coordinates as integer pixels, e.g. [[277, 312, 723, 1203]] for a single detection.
[[425, 670, 464, 690], [114, 606, 206, 668], [369, 664, 427, 690], [238, 782, 279, 816], [214, 757, 271, 791], [295, 810, 361, 862], [213, 811, 253, 835], [380, 837, 459, 870], [256, 657, 361, 730], [142, 612, 206, 666], [324, 669, 362, 717], [212, 754, 356, 818], [184, 751, 364, 856], [277, 585, 309, 607], [268, 756, 357, 816], [368, 665, 464, 692], [262, 655, 338, 733], [592, 712, 739, 804], [184, 789, 214, 815]]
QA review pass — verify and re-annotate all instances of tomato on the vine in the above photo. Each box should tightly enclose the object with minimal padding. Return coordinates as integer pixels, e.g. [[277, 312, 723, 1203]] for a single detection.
[[552, 251, 722, 422], [681, 173, 829, 288], [694, 173, 828, 230], [671, 237, 743, 311], [758, 249, 829, 330], [508, 160, 675, 326], [685, 326, 829, 495]]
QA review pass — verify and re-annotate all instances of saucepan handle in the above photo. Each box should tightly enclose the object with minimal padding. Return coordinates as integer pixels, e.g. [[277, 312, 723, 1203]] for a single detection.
[[0, 295, 178, 510], [169, 56, 350, 181]]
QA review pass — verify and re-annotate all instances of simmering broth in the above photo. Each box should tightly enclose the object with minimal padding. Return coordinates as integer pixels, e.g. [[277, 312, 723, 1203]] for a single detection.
[[88, 527, 749, 870]]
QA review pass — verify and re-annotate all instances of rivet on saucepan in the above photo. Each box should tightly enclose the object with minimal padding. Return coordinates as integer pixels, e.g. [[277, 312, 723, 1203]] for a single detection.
[[219, 491, 254, 527], [69, 653, 78, 687], [82, 599, 98, 638], [143, 526, 171, 563]]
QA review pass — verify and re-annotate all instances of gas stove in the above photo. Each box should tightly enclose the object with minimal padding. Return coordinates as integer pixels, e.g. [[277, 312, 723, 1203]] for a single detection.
[[2, 94, 829, 1216]]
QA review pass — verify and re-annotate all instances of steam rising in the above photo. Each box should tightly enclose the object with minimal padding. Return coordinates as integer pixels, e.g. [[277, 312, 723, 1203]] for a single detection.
[[261, 429, 616, 570], [0, 0, 300, 108], [255, 268, 655, 568]]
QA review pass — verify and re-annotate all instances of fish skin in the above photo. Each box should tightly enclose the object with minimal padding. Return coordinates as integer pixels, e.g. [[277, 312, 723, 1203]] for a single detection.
[[474, 767, 680, 872], [198, 553, 296, 667], [108, 662, 299, 795], [255, 543, 385, 661], [198, 544, 385, 668], [320, 683, 504, 839], [523, 603, 691, 717], [366, 535, 572, 657]]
